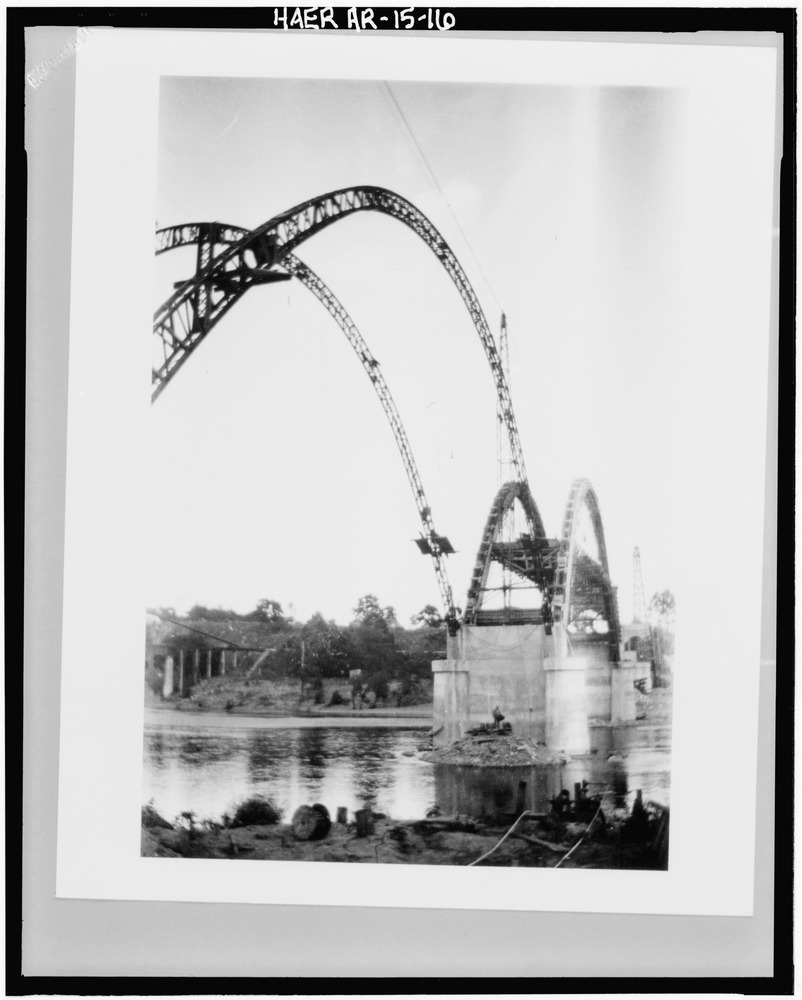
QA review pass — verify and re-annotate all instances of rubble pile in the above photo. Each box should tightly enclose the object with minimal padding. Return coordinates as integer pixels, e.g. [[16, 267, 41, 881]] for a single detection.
[[422, 731, 566, 767]]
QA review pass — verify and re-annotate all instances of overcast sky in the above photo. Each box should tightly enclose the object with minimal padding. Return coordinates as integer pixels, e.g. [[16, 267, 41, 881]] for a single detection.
[[148, 72, 767, 627]]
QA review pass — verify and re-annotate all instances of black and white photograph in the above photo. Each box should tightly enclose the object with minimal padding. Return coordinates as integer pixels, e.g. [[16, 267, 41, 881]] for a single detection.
[[45, 23, 778, 931], [142, 73, 683, 870]]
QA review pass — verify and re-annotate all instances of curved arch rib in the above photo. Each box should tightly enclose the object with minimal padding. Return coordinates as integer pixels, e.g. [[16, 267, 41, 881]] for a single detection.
[[153, 187, 531, 509], [281, 252, 455, 617], [463, 480, 548, 625], [554, 478, 621, 660], [153, 221, 271, 398], [153, 223, 456, 617], [155, 222, 250, 256]]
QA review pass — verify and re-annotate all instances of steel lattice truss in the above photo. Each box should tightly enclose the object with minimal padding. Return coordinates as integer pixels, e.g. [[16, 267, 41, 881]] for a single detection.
[[463, 480, 549, 625], [153, 187, 529, 489], [153, 186, 621, 656], [153, 186, 538, 621], [554, 478, 621, 659], [280, 252, 455, 617], [465, 477, 621, 659]]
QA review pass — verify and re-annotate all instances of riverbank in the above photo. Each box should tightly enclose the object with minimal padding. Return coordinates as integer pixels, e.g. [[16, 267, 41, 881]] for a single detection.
[[148, 674, 433, 718], [149, 701, 433, 721], [150, 669, 671, 728], [141, 800, 669, 870], [145, 706, 432, 730]]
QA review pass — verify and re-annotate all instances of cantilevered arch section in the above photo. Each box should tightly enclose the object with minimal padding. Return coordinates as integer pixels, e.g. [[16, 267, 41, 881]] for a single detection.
[[152, 189, 623, 660], [152, 186, 532, 503], [280, 251, 456, 619], [153, 186, 543, 620], [153, 215, 459, 617]]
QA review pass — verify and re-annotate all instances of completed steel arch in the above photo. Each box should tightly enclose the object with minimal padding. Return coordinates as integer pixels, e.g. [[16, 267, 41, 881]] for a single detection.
[[464, 476, 621, 663], [462, 479, 549, 625], [554, 478, 621, 659]]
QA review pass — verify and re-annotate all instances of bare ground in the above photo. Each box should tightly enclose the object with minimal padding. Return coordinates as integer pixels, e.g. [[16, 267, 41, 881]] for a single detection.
[[142, 807, 668, 870], [153, 675, 433, 719]]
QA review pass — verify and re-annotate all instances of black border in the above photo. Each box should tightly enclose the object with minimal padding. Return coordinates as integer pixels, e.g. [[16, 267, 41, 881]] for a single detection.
[[9, 5, 793, 995], [5, 6, 799, 32]]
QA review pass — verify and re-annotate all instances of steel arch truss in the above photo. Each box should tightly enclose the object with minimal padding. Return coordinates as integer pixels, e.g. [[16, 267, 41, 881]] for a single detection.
[[553, 478, 621, 660], [463, 480, 552, 626], [153, 187, 532, 515], [281, 252, 455, 617], [154, 215, 458, 617]]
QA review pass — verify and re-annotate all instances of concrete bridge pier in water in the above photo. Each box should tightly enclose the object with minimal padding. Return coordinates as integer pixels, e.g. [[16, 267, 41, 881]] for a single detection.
[[150, 191, 645, 763], [431, 623, 637, 754]]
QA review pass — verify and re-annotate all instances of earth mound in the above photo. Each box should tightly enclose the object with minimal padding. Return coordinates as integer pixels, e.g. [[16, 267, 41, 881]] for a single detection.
[[422, 731, 567, 767]]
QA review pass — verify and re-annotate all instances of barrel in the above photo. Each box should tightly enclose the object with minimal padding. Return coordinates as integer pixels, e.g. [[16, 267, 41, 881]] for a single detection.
[[354, 806, 375, 838], [291, 803, 332, 841]]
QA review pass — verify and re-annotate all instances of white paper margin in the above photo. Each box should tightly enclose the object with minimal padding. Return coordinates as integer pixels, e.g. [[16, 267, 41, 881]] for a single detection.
[[56, 28, 777, 915]]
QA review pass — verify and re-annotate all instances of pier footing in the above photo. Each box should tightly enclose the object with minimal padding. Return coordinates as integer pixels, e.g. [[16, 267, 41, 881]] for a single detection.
[[432, 625, 635, 750]]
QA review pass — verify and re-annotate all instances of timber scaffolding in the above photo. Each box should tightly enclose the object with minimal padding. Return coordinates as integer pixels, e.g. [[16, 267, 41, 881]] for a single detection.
[[474, 607, 546, 626], [146, 612, 276, 697]]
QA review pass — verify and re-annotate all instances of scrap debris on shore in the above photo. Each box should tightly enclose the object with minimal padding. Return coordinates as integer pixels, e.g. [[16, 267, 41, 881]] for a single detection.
[[142, 787, 669, 870]]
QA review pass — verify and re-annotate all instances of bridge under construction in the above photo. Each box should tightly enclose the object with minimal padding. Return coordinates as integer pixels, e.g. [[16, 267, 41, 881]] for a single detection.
[[153, 184, 640, 753]]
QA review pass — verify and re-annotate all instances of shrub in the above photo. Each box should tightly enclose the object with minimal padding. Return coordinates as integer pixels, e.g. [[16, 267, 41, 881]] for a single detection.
[[141, 802, 172, 829], [228, 795, 283, 828], [328, 689, 344, 706], [144, 663, 163, 697]]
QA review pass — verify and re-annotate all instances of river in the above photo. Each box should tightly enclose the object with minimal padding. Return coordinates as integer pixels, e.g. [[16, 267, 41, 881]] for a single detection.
[[142, 708, 672, 825]]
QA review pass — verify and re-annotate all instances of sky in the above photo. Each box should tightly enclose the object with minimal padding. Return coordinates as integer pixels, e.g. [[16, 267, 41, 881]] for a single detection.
[[148, 71, 770, 628]]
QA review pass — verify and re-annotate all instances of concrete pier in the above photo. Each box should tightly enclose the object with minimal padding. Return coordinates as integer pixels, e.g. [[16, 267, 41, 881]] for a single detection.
[[544, 655, 590, 754], [611, 651, 638, 725], [432, 623, 634, 751], [431, 660, 469, 745], [162, 654, 174, 698]]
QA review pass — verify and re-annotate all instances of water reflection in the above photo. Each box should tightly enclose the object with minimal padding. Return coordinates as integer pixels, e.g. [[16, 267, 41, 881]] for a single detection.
[[350, 728, 397, 810], [435, 764, 555, 817], [142, 716, 435, 823], [297, 728, 328, 780], [142, 713, 670, 827], [434, 721, 671, 819]]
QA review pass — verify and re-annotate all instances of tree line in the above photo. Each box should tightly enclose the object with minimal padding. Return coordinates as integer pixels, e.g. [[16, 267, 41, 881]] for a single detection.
[[151, 594, 447, 695]]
